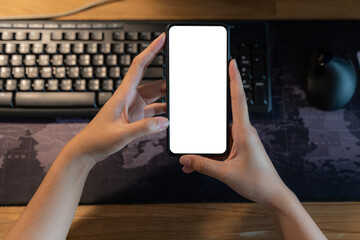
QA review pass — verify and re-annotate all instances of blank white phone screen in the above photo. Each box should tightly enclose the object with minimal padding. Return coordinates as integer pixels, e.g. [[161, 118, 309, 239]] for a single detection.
[[169, 25, 227, 154]]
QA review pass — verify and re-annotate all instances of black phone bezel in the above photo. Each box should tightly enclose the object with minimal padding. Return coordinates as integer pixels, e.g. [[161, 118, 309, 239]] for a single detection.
[[165, 23, 231, 157]]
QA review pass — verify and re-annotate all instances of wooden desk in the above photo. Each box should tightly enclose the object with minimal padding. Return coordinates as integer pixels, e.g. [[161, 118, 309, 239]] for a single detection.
[[0, 0, 360, 239]]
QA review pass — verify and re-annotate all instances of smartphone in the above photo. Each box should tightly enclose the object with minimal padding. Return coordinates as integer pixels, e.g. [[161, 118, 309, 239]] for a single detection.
[[166, 24, 230, 156]]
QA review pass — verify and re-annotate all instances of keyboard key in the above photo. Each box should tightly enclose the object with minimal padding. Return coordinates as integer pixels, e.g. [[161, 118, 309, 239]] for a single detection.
[[38, 54, 50, 66], [88, 79, 99, 91], [0, 92, 12, 106], [77, 32, 89, 40], [253, 55, 264, 78], [239, 66, 251, 79], [72, 43, 84, 54], [252, 43, 263, 53], [144, 67, 163, 79], [78, 54, 90, 66], [2, 32, 13, 40], [5, 43, 16, 54], [125, 32, 138, 40], [100, 43, 111, 54], [242, 79, 252, 91], [19, 79, 31, 91], [152, 32, 161, 40], [0, 55, 9, 66], [29, 23, 43, 29], [10, 55, 23, 66], [151, 55, 164, 66], [33, 79, 45, 91], [92, 55, 104, 66], [19, 43, 30, 54], [102, 79, 113, 91], [64, 32, 76, 40], [119, 54, 131, 66], [65, 54, 77, 66], [60, 79, 72, 91], [139, 32, 151, 40], [113, 32, 125, 41], [40, 67, 52, 78], [254, 80, 266, 104], [239, 54, 251, 66], [47, 79, 59, 91], [109, 66, 120, 78], [61, 23, 76, 29], [86, 43, 97, 53], [139, 43, 150, 52], [68, 67, 80, 78], [26, 67, 39, 78], [51, 32, 63, 40], [13, 23, 27, 28], [95, 67, 106, 78], [107, 23, 123, 29], [52, 55, 63, 66], [54, 67, 66, 78], [121, 67, 129, 77], [106, 54, 117, 66], [239, 43, 250, 53], [115, 79, 122, 88], [90, 32, 103, 41], [0, 23, 11, 28], [81, 67, 93, 78], [125, 43, 138, 54], [0, 67, 11, 78], [15, 32, 27, 40], [98, 92, 112, 106], [28, 32, 41, 40], [112, 43, 124, 53], [32, 43, 43, 54], [44, 23, 59, 29], [59, 43, 71, 54], [12, 67, 25, 78], [76, 23, 91, 29], [5, 79, 17, 91], [92, 23, 106, 29], [15, 92, 95, 107], [24, 54, 36, 66], [74, 79, 86, 91], [45, 43, 57, 54]]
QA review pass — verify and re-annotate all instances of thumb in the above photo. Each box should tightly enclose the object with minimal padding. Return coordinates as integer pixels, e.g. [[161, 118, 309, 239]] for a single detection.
[[179, 155, 225, 180], [125, 117, 169, 140]]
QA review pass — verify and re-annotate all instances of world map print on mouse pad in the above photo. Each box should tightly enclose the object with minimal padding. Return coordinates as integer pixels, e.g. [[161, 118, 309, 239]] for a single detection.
[[1, 20, 360, 205]]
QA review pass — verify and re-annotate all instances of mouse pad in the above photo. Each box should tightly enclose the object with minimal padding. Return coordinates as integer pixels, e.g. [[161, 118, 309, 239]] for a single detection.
[[0, 21, 360, 205]]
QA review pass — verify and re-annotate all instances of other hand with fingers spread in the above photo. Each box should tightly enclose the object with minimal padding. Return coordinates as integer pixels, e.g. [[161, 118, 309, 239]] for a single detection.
[[65, 33, 168, 164]]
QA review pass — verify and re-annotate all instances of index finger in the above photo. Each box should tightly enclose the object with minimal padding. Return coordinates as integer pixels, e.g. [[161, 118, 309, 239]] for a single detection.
[[229, 59, 250, 125], [122, 32, 166, 89]]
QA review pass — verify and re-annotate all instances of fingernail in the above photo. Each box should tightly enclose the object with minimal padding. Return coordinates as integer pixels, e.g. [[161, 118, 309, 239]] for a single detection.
[[233, 58, 238, 68], [180, 157, 191, 167], [158, 118, 169, 130], [157, 32, 166, 41]]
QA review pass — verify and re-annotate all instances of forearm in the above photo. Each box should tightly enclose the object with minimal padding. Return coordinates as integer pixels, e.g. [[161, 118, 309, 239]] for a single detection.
[[264, 186, 328, 240], [5, 146, 95, 240]]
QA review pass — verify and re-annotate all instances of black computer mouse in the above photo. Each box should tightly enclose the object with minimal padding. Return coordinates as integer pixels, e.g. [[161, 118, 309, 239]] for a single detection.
[[306, 52, 357, 110]]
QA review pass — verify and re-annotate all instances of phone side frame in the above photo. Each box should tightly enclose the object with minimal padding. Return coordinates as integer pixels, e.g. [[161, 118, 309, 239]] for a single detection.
[[165, 23, 231, 157]]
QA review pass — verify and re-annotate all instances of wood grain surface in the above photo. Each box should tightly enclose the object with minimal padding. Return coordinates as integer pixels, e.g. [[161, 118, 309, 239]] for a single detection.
[[1, 202, 360, 239], [0, 0, 359, 239], [0, 0, 358, 20]]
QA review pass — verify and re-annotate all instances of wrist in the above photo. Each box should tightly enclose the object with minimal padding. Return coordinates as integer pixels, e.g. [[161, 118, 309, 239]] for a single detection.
[[59, 142, 97, 171], [262, 183, 300, 216]]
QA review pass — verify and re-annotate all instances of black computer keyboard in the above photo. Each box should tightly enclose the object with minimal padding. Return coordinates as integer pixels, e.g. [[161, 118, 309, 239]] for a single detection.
[[0, 21, 271, 117]]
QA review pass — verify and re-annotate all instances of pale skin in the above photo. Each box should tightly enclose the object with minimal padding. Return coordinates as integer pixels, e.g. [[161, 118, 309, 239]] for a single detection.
[[5, 33, 327, 240]]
